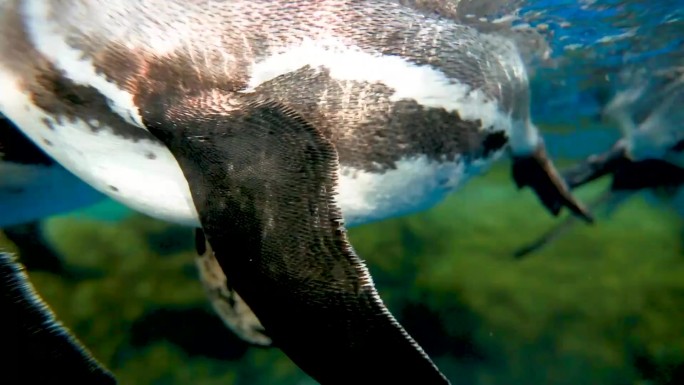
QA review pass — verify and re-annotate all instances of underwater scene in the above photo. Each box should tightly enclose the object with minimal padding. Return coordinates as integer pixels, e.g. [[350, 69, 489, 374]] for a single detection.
[[1, 0, 683, 384]]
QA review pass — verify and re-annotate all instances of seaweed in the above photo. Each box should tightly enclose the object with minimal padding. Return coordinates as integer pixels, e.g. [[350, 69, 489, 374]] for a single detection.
[[1, 163, 682, 385]]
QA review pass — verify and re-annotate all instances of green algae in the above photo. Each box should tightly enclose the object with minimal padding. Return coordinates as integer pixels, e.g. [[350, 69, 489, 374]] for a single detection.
[[1, 163, 682, 385]]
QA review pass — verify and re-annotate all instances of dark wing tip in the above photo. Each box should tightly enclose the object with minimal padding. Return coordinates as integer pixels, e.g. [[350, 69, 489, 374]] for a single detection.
[[0, 252, 116, 384]]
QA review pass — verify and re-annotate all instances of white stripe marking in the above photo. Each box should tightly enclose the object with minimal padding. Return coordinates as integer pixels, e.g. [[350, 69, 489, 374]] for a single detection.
[[245, 37, 512, 133], [22, 0, 146, 128]]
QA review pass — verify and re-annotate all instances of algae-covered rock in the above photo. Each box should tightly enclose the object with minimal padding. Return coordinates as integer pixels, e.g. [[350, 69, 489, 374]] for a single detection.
[[2, 164, 682, 385], [352, 164, 684, 385]]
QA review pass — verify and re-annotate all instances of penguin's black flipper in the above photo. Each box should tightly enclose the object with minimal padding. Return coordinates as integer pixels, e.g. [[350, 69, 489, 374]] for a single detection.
[[0, 252, 116, 385], [148, 97, 449, 385], [512, 141, 594, 223]]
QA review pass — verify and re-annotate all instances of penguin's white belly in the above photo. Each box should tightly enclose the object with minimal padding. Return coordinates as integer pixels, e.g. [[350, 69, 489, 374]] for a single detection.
[[0, 70, 492, 229], [338, 157, 479, 227], [0, 70, 200, 227]]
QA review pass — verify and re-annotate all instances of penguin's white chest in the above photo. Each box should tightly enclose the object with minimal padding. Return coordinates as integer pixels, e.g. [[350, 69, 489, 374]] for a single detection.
[[0, 70, 201, 226]]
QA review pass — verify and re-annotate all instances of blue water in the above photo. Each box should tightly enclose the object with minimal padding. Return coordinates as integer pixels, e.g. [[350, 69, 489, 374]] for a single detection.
[[520, 0, 684, 125]]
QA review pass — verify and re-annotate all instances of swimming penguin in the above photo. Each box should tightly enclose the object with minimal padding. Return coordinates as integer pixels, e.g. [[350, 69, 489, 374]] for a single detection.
[[514, 70, 684, 258], [0, 252, 116, 384], [565, 70, 684, 193], [0, 1, 590, 383]]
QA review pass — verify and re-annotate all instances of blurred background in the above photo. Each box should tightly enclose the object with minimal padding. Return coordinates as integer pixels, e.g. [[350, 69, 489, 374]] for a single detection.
[[1, 0, 683, 384]]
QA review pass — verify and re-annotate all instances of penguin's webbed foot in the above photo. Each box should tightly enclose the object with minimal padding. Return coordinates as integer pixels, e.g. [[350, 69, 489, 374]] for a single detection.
[[561, 139, 684, 193], [562, 140, 631, 190], [512, 139, 684, 259], [610, 158, 684, 192], [512, 142, 594, 223]]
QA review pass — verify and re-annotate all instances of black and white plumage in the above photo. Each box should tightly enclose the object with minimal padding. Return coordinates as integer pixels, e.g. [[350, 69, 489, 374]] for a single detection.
[[0, 1, 590, 383]]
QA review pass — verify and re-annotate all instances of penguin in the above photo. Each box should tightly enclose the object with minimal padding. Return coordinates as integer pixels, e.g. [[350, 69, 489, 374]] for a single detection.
[[514, 69, 684, 258], [0, 252, 116, 384], [0, 1, 591, 383], [564, 69, 684, 193]]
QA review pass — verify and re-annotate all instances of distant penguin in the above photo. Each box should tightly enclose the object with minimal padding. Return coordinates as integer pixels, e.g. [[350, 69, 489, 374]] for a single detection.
[[0, 252, 116, 384], [515, 70, 684, 258], [0, 1, 591, 383], [563, 70, 684, 214]]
